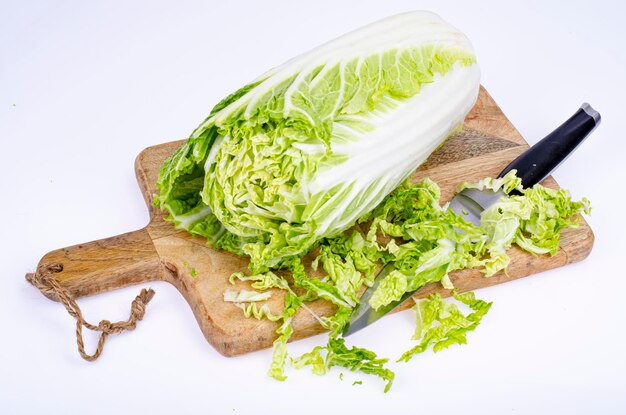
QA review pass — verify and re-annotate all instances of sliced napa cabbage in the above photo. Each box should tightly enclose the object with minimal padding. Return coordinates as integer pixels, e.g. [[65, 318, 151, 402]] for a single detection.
[[155, 11, 480, 272]]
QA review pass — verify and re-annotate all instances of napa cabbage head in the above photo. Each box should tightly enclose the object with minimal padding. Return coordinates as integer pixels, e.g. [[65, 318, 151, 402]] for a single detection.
[[155, 11, 481, 272]]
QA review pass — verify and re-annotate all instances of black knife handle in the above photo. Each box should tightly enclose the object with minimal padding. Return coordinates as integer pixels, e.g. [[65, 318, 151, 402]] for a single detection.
[[498, 103, 601, 187]]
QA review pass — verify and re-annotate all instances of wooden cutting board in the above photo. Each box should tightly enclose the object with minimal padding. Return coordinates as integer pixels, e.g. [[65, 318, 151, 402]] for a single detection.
[[28, 87, 594, 357]]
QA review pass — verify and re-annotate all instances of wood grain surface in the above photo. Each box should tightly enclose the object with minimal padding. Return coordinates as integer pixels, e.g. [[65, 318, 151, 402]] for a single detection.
[[31, 87, 594, 356]]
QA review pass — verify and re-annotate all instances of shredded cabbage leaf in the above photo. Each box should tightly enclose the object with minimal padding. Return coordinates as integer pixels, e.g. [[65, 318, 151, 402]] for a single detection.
[[398, 291, 492, 362], [223, 290, 272, 302]]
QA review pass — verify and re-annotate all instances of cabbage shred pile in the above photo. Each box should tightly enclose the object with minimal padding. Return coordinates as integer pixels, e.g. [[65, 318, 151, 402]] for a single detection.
[[225, 172, 590, 391]]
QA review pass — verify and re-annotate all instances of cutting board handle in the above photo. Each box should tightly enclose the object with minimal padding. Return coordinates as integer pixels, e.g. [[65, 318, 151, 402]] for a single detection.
[[27, 228, 163, 301]]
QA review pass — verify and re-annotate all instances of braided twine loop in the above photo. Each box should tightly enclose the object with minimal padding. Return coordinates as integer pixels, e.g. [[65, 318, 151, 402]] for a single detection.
[[26, 263, 155, 361]]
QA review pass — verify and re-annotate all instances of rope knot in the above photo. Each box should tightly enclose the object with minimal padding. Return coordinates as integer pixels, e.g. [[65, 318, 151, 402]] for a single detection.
[[130, 289, 155, 319], [98, 320, 113, 332]]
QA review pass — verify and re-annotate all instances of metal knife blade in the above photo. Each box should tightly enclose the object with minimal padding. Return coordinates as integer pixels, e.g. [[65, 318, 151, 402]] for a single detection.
[[341, 264, 414, 336], [341, 189, 505, 336], [447, 188, 506, 227], [342, 103, 600, 337]]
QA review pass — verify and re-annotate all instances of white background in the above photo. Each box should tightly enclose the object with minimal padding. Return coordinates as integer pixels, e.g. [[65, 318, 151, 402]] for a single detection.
[[2, 1, 625, 413]]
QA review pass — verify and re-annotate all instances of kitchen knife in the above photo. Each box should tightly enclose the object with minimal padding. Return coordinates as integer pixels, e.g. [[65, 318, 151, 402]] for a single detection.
[[342, 103, 601, 337]]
